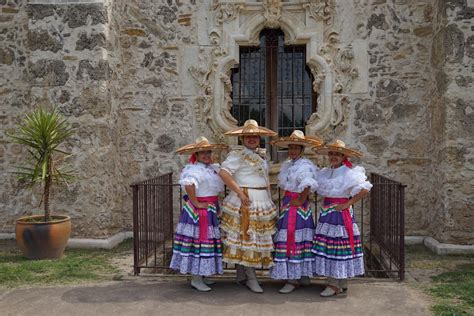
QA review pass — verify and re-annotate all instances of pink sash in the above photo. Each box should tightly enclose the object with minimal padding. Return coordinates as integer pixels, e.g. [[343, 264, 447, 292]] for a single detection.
[[284, 191, 300, 256], [194, 196, 218, 242]]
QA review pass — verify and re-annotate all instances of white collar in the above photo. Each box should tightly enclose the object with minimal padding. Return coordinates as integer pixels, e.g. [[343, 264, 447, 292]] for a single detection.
[[196, 162, 210, 168], [243, 147, 257, 155]]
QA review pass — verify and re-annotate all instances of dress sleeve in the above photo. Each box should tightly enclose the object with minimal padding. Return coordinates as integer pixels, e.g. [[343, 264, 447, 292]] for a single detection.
[[220, 151, 242, 175], [296, 160, 319, 193], [278, 160, 291, 188], [178, 165, 201, 190], [346, 166, 373, 196]]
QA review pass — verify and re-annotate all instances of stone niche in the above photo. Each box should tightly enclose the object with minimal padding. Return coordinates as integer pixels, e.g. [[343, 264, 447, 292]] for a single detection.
[[187, 0, 368, 144]]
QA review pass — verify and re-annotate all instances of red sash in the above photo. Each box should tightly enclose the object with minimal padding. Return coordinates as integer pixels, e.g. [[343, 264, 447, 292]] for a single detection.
[[194, 196, 218, 242], [324, 197, 355, 255]]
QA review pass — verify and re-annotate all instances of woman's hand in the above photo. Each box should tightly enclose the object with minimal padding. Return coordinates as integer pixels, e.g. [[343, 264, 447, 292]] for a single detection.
[[238, 192, 251, 207], [193, 201, 209, 209], [290, 199, 303, 207]]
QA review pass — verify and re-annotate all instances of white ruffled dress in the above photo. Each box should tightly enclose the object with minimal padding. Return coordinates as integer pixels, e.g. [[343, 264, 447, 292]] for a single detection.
[[169, 162, 224, 276], [270, 158, 319, 280], [312, 165, 372, 279], [219, 148, 278, 268]]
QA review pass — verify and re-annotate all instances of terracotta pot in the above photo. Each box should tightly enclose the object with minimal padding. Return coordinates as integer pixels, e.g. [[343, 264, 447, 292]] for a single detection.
[[15, 215, 71, 260]]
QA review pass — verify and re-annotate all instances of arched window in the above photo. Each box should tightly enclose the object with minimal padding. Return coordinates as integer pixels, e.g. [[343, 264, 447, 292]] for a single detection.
[[231, 29, 317, 160]]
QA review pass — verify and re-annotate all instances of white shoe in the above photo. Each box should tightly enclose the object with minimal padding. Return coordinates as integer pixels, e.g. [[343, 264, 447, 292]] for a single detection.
[[203, 277, 215, 285], [298, 276, 311, 286], [320, 285, 341, 297], [246, 279, 264, 293], [279, 283, 297, 294], [191, 276, 211, 292]]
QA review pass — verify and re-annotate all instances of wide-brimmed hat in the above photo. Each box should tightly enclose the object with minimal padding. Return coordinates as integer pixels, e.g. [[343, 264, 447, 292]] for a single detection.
[[224, 119, 277, 137], [312, 140, 362, 158], [270, 130, 323, 148], [176, 136, 228, 154]]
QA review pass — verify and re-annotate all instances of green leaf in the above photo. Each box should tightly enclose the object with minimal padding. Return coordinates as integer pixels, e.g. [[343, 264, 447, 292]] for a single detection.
[[7, 107, 77, 217]]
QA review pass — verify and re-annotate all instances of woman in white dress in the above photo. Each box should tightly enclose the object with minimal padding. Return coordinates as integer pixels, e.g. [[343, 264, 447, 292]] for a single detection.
[[312, 140, 372, 297], [270, 130, 323, 293], [219, 119, 278, 293], [170, 137, 227, 292]]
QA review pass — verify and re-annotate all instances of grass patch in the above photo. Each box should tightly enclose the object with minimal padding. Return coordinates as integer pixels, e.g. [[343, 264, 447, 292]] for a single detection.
[[406, 245, 474, 315], [429, 263, 474, 316], [0, 238, 133, 288]]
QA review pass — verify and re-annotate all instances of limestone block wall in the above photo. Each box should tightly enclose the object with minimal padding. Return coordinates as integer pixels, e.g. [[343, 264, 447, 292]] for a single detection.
[[0, 0, 472, 243], [347, 0, 445, 237], [433, 0, 473, 244], [1, 0, 126, 237]]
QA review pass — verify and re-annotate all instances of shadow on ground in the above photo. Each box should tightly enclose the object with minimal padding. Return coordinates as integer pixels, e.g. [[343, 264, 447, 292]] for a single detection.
[[61, 280, 328, 305]]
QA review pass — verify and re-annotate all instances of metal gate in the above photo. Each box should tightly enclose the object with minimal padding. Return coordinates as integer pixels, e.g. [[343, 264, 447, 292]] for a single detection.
[[131, 172, 405, 280]]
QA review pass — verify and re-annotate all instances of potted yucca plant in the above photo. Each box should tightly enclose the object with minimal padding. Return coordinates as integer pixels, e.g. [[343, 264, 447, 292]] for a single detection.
[[9, 108, 75, 259]]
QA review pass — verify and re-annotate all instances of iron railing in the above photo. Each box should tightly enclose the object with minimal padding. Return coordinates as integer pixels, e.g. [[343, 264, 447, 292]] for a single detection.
[[131, 173, 174, 275], [368, 173, 406, 280], [132, 172, 406, 280]]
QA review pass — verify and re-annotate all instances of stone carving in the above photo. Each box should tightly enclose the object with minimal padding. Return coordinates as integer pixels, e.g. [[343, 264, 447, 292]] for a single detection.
[[334, 45, 359, 93], [212, 1, 242, 25], [320, 30, 359, 93], [303, 0, 335, 25], [263, 0, 282, 29], [190, 0, 360, 138], [188, 48, 212, 127]]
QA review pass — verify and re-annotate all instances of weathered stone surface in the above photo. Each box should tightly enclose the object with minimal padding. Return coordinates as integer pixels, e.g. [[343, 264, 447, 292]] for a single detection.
[[27, 4, 56, 20], [439, 146, 467, 166], [361, 135, 388, 156], [76, 60, 112, 81], [466, 35, 474, 59], [367, 13, 388, 34], [157, 6, 177, 24], [75, 32, 106, 51], [58, 90, 70, 104], [0, 0, 472, 244], [392, 103, 419, 120], [455, 74, 473, 87], [0, 47, 14, 65], [156, 134, 175, 153], [27, 29, 62, 52], [28, 59, 69, 86], [413, 26, 433, 37], [375, 79, 406, 98], [122, 29, 146, 37], [445, 24, 465, 63], [63, 5, 108, 28]]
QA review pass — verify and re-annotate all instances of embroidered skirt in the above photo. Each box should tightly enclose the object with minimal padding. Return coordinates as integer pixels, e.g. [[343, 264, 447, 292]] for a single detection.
[[220, 188, 277, 268], [270, 192, 315, 280], [312, 197, 364, 279], [169, 195, 223, 276]]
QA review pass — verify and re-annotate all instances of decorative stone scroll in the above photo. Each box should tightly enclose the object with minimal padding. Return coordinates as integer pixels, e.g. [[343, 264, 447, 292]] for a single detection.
[[190, 0, 361, 141]]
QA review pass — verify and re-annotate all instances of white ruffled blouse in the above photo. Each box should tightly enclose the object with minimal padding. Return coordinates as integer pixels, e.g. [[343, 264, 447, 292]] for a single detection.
[[278, 158, 319, 193], [179, 162, 224, 197], [220, 147, 269, 187], [316, 165, 372, 198]]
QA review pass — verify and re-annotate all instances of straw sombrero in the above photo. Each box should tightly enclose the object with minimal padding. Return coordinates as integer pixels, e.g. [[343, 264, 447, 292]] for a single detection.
[[270, 130, 324, 148], [176, 136, 228, 154], [224, 119, 277, 137], [312, 140, 362, 158]]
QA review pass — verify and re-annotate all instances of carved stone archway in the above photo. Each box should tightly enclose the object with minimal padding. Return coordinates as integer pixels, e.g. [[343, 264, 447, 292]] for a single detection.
[[190, 0, 359, 143]]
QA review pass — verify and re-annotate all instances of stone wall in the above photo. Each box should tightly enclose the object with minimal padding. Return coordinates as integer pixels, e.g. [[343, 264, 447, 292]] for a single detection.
[[432, 0, 474, 244], [1, 0, 126, 237], [344, 0, 443, 237], [0, 0, 472, 244]]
